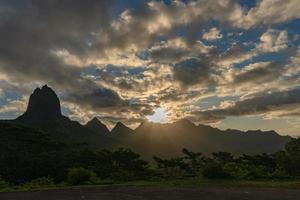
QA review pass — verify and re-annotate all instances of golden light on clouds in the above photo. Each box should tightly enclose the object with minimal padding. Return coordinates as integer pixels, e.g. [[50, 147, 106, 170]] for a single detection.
[[146, 107, 168, 123]]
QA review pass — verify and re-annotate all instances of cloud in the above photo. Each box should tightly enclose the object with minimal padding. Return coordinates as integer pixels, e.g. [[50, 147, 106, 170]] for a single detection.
[[257, 29, 288, 52], [102, 0, 299, 52], [62, 99, 152, 127], [217, 45, 257, 67], [0, 0, 129, 111], [285, 46, 300, 76], [217, 29, 289, 69], [173, 58, 218, 87], [0, 97, 28, 118], [0, 0, 299, 133], [144, 37, 216, 64], [66, 88, 126, 108], [203, 28, 223, 41], [0, 88, 4, 98], [191, 88, 300, 122], [230, 62, 284, 85], [99, 0, 244, 52], [235, 0, 300, 29]]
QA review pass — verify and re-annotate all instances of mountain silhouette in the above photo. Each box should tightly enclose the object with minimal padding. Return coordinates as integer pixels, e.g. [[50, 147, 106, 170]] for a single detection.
[[118, 119, 290, 159], [18, 85, 61, 121], [85, 117, 110, 134], [15, 85, 114, 147], [111, 122, 133, 137], [3, 85, 291, 158]]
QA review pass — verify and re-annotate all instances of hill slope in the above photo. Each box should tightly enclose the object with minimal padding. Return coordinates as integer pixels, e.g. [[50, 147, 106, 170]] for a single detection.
[[118, 120, 290, 158]]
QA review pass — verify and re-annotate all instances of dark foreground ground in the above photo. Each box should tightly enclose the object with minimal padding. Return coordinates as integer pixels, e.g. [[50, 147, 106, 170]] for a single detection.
[[1, 186, 300, 200]]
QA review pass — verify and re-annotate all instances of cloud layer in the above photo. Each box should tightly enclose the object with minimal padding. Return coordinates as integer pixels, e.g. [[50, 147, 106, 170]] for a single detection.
[[0, 0, 299, 134]]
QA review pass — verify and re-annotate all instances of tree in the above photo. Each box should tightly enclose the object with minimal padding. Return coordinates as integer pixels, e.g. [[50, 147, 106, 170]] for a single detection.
[[67, 168, 96, 185], [284, 138, 300, 175], [182, 148, 204, 176], [212, 152, 234, 163], [153, 156, 187, 178]]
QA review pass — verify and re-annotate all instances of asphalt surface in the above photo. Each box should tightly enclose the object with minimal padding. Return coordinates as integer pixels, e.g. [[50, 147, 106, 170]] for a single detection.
[[1, 187, 300, 200]]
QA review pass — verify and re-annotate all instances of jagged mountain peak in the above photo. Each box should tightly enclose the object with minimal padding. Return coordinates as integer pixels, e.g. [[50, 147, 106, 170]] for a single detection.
[[111, 121, 132, 135], [86, 117, 109, 134], [18, 85, 61, 120], [13, 85, 290, 156], [114, 121, 130, 129], [88, 117, 102, 124]]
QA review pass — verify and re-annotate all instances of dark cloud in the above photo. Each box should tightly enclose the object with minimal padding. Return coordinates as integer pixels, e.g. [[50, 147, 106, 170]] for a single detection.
[[218, 45, 254, 64], [232, 62, 284, 85], [0, 0, 113, 56], [191, 88, 300, 122], [143, 38, 217, 64], [173, 58, 218, 87], [0, 0, 127, 109], [67, 88, 125, 108], [147, 46, 190, 64]]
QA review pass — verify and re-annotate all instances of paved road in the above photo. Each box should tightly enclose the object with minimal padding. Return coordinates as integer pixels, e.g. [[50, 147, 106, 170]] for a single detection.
[[1, 187, 300, 200]]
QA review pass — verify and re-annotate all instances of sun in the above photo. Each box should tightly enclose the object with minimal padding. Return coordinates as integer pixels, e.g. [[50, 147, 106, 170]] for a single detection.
[[146, 107, 168, 123]]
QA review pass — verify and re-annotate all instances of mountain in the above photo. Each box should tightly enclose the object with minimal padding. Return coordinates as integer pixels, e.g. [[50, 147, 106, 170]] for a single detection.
[[120, 119, 291, 159], [15, 85, 114, 147], [111, 122, 133, 136], [1, 85, 291, 159], [18, 85, 61, 121], [85, 117, 110, 134]]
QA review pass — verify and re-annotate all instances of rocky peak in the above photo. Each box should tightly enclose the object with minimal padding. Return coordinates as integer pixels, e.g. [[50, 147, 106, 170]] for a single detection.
[[111, 122, 132, 135], [86, 117, 109, 133], [20, 85, 62, 120], [88, 117, 101, 124]]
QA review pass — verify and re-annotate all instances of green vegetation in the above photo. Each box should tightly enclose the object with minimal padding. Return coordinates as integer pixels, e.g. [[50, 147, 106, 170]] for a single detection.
[[124, 179, 300, 189], [152, 139, 300, 180], [67, 168, 96, 185], [0, 177, 9, 190], [22, 177, 55, 190], [0, 121, 300, 192]]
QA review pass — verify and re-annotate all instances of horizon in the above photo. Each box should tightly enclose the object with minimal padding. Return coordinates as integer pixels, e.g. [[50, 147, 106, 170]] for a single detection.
[[5, 84, 288, 136], [0, 0, 299, 136]]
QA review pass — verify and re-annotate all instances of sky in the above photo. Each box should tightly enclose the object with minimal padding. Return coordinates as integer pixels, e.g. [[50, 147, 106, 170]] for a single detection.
[[0, 0, 299, 136]]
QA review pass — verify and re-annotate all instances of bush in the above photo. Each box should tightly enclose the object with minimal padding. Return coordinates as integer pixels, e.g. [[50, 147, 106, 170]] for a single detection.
[[201, 163, 231, 179], [22, 177, 54, 189], [222, 163, 247, 179], [67, 168, 96, 185], [110, 170, 136, 182], [0, 177, 9, 189]]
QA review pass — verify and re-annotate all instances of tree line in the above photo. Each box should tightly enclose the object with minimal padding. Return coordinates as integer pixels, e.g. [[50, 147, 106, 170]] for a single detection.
[[0, 122, 299, 187]]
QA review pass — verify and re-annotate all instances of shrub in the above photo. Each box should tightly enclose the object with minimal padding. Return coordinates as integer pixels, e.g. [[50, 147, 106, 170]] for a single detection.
[[244, 165, 269, 179], [0, 177, 9, 189], [222, 163, 246, 179], [271, 168, 291, 179], [110, 170, 136, 182], [23, 177, 54, 189], [201, 163, 231, 179], [67, 168, 96, 185]]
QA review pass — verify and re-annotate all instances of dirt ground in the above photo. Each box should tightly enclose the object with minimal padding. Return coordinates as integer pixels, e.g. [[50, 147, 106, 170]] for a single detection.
[[1, 186, 300, 200]]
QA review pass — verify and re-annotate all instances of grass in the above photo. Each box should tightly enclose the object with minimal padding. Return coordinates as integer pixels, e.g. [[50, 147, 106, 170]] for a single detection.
[[1, 178, 300, 193], [123, 178, 300, 189]]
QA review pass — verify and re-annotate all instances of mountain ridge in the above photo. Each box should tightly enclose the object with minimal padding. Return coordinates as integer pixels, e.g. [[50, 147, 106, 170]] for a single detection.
[[85, 117, 110, 134], [14, 85, 115, 148], [2, 85, 291, 158]]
